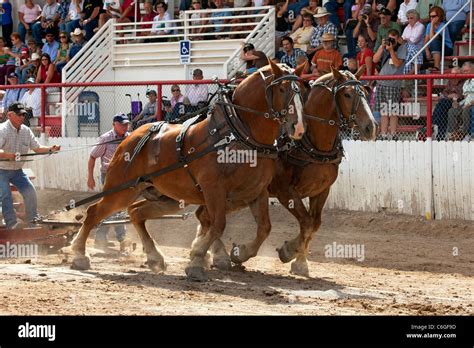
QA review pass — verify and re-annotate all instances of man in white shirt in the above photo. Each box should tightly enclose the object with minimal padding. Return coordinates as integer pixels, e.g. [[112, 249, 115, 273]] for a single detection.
[[20, 77, 42, 127], [185, 68, 209, 110]]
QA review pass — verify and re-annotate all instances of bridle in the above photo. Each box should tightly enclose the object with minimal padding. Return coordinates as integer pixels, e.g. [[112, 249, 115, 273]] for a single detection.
[[305, 74, 368, 130]]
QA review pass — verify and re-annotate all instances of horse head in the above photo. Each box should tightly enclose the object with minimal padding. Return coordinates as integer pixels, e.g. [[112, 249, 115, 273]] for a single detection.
[[329, 65, 377, 140], [232, 58, 306, 143]]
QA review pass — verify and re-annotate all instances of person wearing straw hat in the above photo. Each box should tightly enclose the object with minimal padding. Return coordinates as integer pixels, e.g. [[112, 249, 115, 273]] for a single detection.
[[311, 32, 342, 76], [307, 7, 338, 57], [0, 102, 60, 229], [68, 28, 87, 61]]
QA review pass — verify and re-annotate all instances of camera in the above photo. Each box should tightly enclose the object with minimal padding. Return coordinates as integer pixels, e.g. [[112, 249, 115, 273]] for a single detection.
[[383, 37, 396, 46], [362, 14, 368, 20]]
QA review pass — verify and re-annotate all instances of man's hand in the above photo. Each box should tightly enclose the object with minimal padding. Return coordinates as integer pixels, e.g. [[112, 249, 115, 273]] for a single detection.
[[87, 176, 96, 190], [49, 145, 61, 152]]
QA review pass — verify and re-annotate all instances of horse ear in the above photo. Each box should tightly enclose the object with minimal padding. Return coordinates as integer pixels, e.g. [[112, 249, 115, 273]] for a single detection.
[[294, 62, 306, 77], [355, 64, 366, 80], [331, 65, 345, 81], [269, 57, 283, 77]]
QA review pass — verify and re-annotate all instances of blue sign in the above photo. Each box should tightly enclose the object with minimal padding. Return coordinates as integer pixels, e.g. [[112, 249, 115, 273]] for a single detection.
[[179, 40, 190, 65]]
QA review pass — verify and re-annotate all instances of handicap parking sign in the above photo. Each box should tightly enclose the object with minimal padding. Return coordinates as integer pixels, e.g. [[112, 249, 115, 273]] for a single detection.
[[179, 40, 190, 65]]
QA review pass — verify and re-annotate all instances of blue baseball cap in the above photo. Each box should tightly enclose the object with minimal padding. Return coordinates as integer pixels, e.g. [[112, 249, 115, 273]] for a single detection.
[[113, 114, 130, 124]]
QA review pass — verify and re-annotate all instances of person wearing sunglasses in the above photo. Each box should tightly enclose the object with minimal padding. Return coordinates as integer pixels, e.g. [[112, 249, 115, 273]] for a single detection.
[[424, 6, 453, 71], [165, 85, 190, 121], [0, 102, 60, 229], [374, 8, 401, 51], [401, 9, 424, 74], [54, 31, 70, 73]]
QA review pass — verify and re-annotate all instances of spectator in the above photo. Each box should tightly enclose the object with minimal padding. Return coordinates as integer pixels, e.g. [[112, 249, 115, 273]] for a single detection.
[[344, 0, 367, 58], [374, 8, 401, 51], [0, 102, 60, 229], [290, 13, 314, 51], [190, 0, 208, 40], [372, 0, 397, 15], [325, 0, 353, 30], [69, 0, 103, 41], [18, 52, 40, 84], [165, 84, 190, 121], [402, 9, 424, 74], [115, 0, 140, 28], [416, 0, 441, 24], [57, 0, 70, 33], [280, 36, 307, 68], [432, 66, 465, 140], [41, 30, 60, 61], [307, 7, 338, 57], [132, 89, 159, 127], [97, 0, 119, 30], [210, 0, 232, 37], [291, 0, 318, 32], [443, 0, 470, 42], [0, 38, 9, 66], [2, 0, 14, 47], [240, 42, 268, 75], [150, 2, 173, 42], [139, 0, 156, 38], [373, 28, 407, 140], [311, 33, 342, 76], [68, 27, 87, 61], [54, 31, 69, 73], [356, 34, 373, 76], [26, 39, 41, 56], [275, 0, 291, 50], [18, 0, 42, 43], [424, 6, 453, 71], [88, 114, 132, 253], [60, 0, 82, 34], [36, 53, 60, 83], [20, 77, 41, 125], [0, 33, 27, 85], [32, 0, 60, 46], [353, 4, 378, 49], [2, 73, 26, 114], [397, 0, 417, 26], [447, 62, 474, 141], [185, 68, 209, 110]]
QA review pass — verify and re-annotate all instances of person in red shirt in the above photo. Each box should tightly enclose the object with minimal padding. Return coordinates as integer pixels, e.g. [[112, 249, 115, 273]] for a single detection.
[[311, 33, 342, 76], [356, 34, 373, 76], [140, 0, 156, 37]]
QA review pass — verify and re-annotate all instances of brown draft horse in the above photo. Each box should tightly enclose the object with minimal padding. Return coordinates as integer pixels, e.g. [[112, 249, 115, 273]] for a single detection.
[[267, 66, 377, 276], [69, 59, 307, 281], [203, 66, 377, 275]]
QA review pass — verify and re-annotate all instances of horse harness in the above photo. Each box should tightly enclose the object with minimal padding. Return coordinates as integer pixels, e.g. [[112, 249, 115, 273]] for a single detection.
[[278, 75, 368, 167], [67, 71, 304, 209]]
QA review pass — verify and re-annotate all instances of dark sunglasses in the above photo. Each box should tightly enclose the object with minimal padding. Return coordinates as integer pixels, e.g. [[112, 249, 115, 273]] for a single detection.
[[430, 14, 438, 18], [172, 89, 180, 92]]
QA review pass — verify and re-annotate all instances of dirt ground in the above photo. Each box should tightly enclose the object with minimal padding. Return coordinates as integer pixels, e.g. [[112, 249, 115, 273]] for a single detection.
[[0, 189, 472, 315]]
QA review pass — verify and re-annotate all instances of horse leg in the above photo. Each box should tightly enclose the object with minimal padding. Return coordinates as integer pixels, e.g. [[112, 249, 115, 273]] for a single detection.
[[275, 188, 312, 270], [195, 206, 231, 271], [186, 189, 227, 282], [128, 196, 182, 273], [71, 189, 139, 270], [230, 190, 271, 264], [290, 188, 331, 277]]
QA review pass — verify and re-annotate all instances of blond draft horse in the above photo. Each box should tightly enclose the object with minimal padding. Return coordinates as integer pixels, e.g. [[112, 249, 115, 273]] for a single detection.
[[267, 66, 378, 276], [70, 60, 307, 281], [195, 66, 377, 275]]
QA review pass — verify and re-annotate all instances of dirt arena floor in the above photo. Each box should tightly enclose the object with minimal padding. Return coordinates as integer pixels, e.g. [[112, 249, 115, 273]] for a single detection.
[[0, 189, 472, 315]]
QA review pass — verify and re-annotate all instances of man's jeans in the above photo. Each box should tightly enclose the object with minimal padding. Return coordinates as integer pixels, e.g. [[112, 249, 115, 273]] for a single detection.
[[0, 169, 38, 228], [95, 172, 126, 243]]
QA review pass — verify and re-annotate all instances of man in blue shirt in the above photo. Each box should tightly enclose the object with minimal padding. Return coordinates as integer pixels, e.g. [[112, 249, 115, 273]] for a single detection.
[[2, 73, 26, 115], [41, 31, 60, 62]]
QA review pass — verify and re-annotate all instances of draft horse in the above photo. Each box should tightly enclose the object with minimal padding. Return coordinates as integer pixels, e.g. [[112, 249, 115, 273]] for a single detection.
[[70, 60, 307, 281]]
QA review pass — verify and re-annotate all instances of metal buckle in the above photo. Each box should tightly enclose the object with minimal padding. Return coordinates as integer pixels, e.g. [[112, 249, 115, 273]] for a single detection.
[[209, 128, 216, 135], [329, 120, 336, 126]]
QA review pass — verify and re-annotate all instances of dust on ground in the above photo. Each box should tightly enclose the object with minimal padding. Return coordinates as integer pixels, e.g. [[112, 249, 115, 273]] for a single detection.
[[0, 189, 472, 315]]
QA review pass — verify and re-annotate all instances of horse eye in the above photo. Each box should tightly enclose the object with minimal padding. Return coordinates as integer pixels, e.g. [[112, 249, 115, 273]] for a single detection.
[[344, 93, 351, 98]]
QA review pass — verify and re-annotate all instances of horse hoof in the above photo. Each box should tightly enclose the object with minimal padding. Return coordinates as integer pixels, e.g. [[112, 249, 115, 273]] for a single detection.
[[212, 257, 232, 271], [290, 259, 310, 277], [71, 255, 91, 270], [148, 259, 167, 273], [230, 243, 245, 264], [185, 266, 208, 282], [277, 241, 296, 263]]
